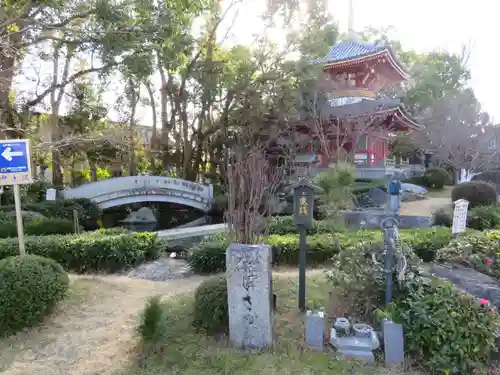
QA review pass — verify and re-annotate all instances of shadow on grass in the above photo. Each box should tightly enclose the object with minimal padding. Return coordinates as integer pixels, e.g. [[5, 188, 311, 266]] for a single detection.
[[126, 272, 390, 375]]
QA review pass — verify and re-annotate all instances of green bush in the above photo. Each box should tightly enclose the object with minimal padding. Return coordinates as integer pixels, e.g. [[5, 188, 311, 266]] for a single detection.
[[0, 198, 101, 230], [0, 217, 78, 238], [188, 232, 369, 274], [188, 228, 457, 274], [404, 227, 452, 262], [193, 277, 228, 334], [326, 240, 422, 321], [188, 238, 227, 274], [0, 231, 160, 273], [467, 205, 500, 231], [0, 255, 69, 336], [423, 167, 452, 189], [432, 207, 452, 227], [392, 278, 497, 373], [137, 296, 166, 344], [26, 218, 78, 236], [451, 181, 498, 208], [436, 230, 500, 278]]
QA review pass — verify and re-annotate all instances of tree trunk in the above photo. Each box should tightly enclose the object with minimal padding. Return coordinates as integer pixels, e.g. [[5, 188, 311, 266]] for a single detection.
[[89, 161, 98, 181], [127, 79, 139, 176], [49, 39, 73, 187], [0, 14, 22, 134], [145, 81, 157, 167]]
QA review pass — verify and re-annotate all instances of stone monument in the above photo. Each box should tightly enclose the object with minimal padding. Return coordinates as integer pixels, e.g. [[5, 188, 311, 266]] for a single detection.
[[45, 188, 56, 201], [452, 199, 469, 237], [226, 244, 273, 349]]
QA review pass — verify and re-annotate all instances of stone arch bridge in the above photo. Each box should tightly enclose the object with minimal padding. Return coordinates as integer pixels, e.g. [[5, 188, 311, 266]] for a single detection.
[[63, 176, 214, 212]]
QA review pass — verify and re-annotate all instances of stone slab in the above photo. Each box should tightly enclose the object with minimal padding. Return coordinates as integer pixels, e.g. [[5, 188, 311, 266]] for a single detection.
[[155, 223, 226, 239], [342, 211, 432, 229], [305, 310, 324, 348], [383, 320, 405, 365], [226, 243, 273, 349]]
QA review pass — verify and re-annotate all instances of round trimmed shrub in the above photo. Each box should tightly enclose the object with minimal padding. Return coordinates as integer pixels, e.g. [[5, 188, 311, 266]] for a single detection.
[[0, 231, 159, 273], [452, 181, 498, 208], [193, 277, 228, 333], [0, 255, 69, 335], [423, 167, 452, 189]]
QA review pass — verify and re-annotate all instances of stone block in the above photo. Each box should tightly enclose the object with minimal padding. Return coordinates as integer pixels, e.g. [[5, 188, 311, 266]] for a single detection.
[[305, 310, 324, 348], [226, 243, 273, 349], [383, 320, 405, 366]]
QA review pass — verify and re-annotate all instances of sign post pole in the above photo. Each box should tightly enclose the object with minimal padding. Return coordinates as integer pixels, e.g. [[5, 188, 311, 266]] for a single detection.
[[0, 139, 33, 256], [13, 184, 25, 255]]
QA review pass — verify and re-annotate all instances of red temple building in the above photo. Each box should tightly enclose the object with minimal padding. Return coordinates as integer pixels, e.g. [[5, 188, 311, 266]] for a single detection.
[[278, 36, 424, 179]]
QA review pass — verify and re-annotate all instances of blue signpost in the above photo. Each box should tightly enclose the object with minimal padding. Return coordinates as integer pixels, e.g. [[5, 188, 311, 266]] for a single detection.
[[0, 140, 33, 255]]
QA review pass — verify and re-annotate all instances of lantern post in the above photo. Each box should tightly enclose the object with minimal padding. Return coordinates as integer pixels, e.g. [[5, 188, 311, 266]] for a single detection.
[[292, 178, 322, 312]]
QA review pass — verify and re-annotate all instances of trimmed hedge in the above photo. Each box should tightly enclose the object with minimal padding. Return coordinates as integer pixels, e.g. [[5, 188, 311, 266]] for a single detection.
[[187, 227, 454, 274], [265, 216, 340, 235], [0, 217, 78, 238], [403, 175, 429, 187], [0, 198, 101, 230], [0, 255, 69, 336], [0, 231, 160, 273], [403, 168, 451, 190]]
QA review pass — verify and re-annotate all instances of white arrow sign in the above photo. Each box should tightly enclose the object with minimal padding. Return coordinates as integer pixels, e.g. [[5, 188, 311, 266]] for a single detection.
[[1, 147, 23, 162]]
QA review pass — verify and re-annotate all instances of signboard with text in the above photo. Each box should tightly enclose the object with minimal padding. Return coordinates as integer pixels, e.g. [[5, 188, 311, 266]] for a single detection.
[[452, 199, 469, 235], [0, 139, 33, 186]]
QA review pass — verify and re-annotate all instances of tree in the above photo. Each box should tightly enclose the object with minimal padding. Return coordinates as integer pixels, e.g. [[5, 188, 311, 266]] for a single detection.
[[414, 89, 495, 178], [404, 48, 471, 115]]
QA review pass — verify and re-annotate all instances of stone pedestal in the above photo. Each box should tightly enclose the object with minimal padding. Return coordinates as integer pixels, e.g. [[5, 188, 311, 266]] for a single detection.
[[226, 243, 273, 349]]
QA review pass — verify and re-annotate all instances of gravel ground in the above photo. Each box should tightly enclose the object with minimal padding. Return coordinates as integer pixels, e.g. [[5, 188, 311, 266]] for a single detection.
[[124, 256, 193, 281]]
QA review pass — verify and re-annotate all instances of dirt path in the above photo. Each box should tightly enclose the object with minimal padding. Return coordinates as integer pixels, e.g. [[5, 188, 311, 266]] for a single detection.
[[0, 270, 316, 375], [400, 197, 450, 216], [0, 274, 208, 375]]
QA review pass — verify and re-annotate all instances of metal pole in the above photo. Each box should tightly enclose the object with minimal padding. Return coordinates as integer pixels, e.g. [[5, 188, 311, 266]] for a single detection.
[[384, 229, 394, 305], [381, 217, 398, 305], [13, 184, 26, 256], [298, 225, 307, 312]]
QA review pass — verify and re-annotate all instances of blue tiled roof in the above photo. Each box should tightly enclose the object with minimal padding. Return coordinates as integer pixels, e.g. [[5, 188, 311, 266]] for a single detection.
[[313, 40, 385, 64]]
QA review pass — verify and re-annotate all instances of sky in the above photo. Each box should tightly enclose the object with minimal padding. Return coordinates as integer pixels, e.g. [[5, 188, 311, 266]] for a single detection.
[[224, 0, 499, 120], [13, 0, 500, 124]]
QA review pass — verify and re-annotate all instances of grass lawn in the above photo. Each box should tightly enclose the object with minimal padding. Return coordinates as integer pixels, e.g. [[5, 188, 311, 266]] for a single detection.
[[126, 270, 422, 375], [0, 274, 206, 375], [0, 273, 425, 375]]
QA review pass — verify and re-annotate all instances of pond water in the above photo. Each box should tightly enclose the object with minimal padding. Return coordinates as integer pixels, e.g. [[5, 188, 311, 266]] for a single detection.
[[100, 202, 222, 232]]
